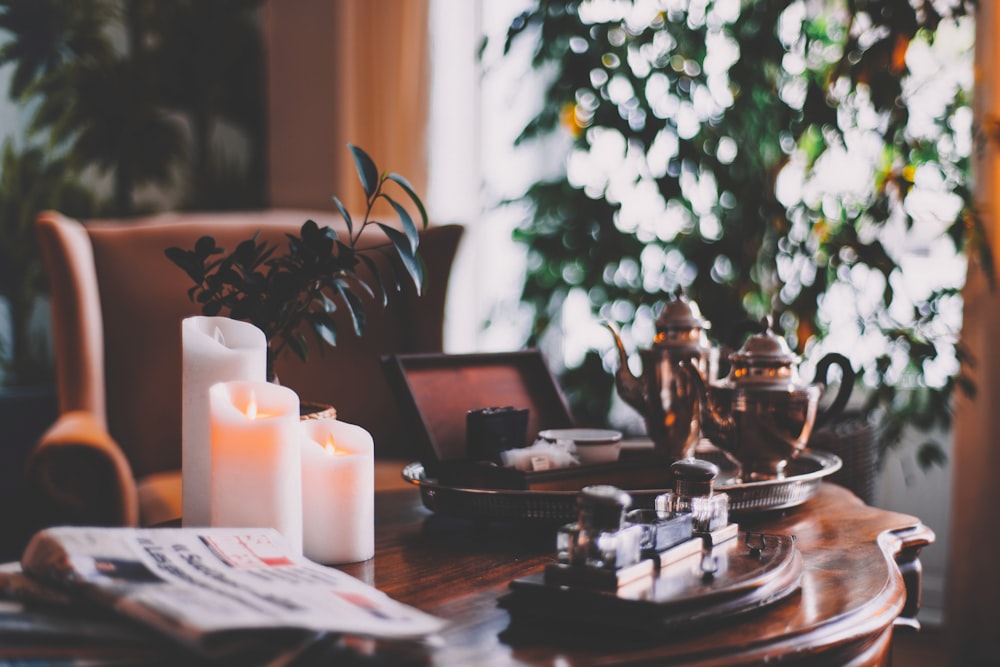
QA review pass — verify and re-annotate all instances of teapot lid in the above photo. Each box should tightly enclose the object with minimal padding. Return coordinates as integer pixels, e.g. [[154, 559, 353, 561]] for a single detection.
[[728, 316, 802, 385], [655, 288, 710, 336]]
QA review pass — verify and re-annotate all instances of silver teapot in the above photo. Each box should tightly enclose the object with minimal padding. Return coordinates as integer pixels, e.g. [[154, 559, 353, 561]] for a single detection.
[[688, 317, 854, 479], [606, 290, 718, 460]]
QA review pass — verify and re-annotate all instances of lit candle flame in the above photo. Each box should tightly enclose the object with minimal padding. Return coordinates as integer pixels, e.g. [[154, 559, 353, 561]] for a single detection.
[[245, 390, 258, 419], [323, 434, 348, 456], [242, 390, 276, 419], [213, 326, 226, 346]]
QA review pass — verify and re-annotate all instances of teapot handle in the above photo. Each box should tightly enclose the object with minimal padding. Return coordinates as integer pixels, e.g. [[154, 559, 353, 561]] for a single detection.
[[814, 353, 855, 429]]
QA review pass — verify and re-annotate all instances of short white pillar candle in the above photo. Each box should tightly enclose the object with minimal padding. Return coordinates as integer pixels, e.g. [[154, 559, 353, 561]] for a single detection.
[[209, 380, 303, 553], [300, 419, 375, 564], [181, 316, 266, 526]]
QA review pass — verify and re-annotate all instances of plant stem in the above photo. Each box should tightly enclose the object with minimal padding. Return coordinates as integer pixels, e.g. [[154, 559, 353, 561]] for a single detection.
[[351, 175, 383, 246]]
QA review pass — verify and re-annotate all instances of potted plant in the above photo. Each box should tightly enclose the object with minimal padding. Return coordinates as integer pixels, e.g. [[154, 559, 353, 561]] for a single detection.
[[165, 144, 429, 383], [500, 0, 989, 498]]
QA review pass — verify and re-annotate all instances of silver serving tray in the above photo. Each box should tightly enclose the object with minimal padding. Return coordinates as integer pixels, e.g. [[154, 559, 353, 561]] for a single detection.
[[401, 449, 842, 522]]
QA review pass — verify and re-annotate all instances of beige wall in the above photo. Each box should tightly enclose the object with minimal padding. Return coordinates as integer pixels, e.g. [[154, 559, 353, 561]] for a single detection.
[[264, 0, 430, 213], [264, 0, 340, 209]]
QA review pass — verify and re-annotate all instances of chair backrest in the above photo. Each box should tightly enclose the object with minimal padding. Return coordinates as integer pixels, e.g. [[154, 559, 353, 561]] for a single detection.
[[37, 209, 463, 479]]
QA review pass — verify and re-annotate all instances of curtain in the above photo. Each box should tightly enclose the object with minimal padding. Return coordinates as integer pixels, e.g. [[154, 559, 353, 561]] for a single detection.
[[265, 0, 430, 212], [945, 3, 1000, 663]]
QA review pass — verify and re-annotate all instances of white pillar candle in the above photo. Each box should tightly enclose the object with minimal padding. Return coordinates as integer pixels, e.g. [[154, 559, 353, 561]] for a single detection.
[[209, 381, 303, 553], [300, 419, 375, 564], [182, 316, 266, 526]]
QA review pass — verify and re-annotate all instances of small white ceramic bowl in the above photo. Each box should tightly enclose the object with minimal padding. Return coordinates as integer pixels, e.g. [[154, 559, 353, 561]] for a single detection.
[[538, 428, 624, 464]]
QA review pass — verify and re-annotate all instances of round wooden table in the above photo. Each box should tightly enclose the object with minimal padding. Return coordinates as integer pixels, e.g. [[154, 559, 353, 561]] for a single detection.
[[326, 461, 935, 666], [0, 461, 932, 666]]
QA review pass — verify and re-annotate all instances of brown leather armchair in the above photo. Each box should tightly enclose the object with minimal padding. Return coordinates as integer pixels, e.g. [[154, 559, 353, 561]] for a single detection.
[[27, 209, 462, 529]]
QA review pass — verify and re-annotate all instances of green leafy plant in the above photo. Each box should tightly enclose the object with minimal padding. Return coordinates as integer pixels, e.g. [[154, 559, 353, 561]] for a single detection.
[[0, 142, 95, 386], [0, 0, 266, 387], [502, 0, 989, 469], [165, 145, 428, 380], [0, 0, 266, 216]]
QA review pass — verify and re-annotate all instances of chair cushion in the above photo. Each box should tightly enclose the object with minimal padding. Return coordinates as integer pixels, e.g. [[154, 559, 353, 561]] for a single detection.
[[137, 470, 183, 527]]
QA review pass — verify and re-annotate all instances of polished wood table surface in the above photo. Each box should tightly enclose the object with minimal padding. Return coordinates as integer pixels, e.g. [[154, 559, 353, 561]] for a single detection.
[[335, 460, 934, 666], [0, 461, 933, 666]]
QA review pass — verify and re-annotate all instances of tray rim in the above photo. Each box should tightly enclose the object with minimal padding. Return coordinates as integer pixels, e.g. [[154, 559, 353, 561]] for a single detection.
[[401, 449, 842, 518]]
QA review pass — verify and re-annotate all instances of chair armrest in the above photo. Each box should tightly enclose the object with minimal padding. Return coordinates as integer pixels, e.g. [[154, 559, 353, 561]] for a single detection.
[[36, 211, 107, 423], [24, 411, 139, 529]]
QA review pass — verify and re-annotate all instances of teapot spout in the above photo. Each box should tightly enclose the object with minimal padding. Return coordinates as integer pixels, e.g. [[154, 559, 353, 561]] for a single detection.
[[683, 359, 733, 446], [604, 322, 645, 412]]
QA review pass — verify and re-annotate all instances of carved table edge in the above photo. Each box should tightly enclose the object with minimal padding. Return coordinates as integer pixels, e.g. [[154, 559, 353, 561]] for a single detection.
[[883, 522, 936, 632], [684, 520, 937, 666]]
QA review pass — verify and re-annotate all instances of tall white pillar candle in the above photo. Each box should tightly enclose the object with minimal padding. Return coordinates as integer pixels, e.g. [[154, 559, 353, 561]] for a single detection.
[[300, 419, 375, 564], [182, 316, 266, 526], [209, 380, 303, 553]]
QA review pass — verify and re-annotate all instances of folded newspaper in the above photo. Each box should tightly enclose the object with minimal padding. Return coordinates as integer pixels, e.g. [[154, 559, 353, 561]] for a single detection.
[[7, 526, 445, 658]]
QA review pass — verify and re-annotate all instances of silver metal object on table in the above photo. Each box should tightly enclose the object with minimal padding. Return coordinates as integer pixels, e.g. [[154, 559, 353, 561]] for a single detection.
[[401, 448, 842, 523], [605, 289, 717, 461], [691, 316, 855, 478]]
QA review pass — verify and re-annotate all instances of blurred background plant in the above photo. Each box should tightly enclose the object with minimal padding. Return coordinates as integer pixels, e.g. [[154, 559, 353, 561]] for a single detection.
[[0, 142, 95, 386], [0, 0, 266, 388], [503, 0, 990, 475]]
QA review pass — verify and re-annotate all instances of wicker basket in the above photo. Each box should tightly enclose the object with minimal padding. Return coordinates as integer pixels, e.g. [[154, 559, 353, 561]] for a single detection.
[[808, 410, 881, 504], [300, 401, 337, 421]]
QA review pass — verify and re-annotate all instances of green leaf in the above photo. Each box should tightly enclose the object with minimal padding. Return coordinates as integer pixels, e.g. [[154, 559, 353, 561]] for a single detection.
[[378, 248, 405, 292], [334, 283, 367, 337], [309, 314, 338, 348], [233, 238, 258, 266], [358, 253, 389, 307], [194, 236, 221, 259], [331, 196, 353, 238], [413, 251, 428, 294], [388, 172, 428, 229], [916, 442, 947, 470], [334, 275, 375, 310], [320, 292, 338, 313], [285, 331, 309, 362], [348, 143, 379, 200], [300, 219, 321, 241], [165, 247, 205, 284], [384, 194, 419, 252], [377, 222, 423, 294], [296, 333, 310, 361], [254, 244, 277, 269]]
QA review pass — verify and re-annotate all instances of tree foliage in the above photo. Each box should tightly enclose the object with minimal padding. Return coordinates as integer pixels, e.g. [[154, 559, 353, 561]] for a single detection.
[[0, 0, 267, 385], [505, 0, 986, 465]]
